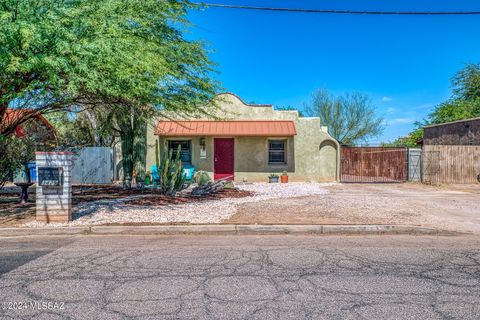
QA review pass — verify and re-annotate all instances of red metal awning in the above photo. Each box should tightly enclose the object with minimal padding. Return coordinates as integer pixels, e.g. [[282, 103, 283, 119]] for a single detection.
[[155, 120, 297, 136]]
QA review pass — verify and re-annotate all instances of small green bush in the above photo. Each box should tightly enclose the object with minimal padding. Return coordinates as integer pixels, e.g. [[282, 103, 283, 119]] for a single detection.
[[193, 170, 211, 186], [0, 135, 35, 190]]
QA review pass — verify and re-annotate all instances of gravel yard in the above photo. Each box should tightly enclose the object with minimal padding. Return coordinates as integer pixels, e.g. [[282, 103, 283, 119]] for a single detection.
[[13, 182, 480, 233], [226, 183, 480, 234], [23, 183, 331, 227]]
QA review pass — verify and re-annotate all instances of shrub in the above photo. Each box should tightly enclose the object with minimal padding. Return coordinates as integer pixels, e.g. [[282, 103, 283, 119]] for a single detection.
[[193, 170, 211, 186], [0, 135, 35, 189]]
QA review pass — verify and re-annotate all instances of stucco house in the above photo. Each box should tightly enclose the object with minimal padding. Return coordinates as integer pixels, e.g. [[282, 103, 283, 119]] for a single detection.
[[144, 93, 339, 182]]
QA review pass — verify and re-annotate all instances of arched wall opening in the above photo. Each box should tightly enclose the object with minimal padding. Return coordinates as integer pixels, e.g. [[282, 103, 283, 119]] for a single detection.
[[319, 139, 339, 181]]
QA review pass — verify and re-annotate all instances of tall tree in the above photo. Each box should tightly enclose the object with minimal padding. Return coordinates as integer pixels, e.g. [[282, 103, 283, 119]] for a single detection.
[[452, 62, 480, 101], [305, 89, 384, 145], [1, 0, 219, 187], [44, 108, 115, 148], [112, 105, 151, 188], [392, 62, 480, 146], [0, 0, 219, 137]]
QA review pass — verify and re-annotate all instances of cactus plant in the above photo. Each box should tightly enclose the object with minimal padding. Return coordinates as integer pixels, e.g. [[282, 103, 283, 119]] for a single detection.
[[193, 170, 211, 186], [133, 120, 147, 186], [155, 141, 186, 196], [155, 140, 160, 175], [121, 127, 134, 188]]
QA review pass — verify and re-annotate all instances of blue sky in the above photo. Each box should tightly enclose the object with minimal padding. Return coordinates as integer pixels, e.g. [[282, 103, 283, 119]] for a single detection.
[[187, 0, 480, 143]]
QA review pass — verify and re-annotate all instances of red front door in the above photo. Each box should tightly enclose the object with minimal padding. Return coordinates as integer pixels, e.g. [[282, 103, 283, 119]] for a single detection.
[[214, 138, 234, 181]]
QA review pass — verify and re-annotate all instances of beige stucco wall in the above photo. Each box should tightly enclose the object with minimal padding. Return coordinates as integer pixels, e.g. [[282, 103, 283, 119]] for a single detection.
[[145, 93, 340, 182], [156, 136, 214, 173]]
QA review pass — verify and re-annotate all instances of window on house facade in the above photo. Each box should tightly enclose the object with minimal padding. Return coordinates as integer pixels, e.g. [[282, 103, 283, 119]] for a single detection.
[[168, 140, 191, 165], [268, 140, 286, 164]]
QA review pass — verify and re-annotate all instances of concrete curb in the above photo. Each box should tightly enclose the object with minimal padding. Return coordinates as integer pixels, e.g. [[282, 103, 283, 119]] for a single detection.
[[0, 224, 460, 237], [0, 227, 90, 237]]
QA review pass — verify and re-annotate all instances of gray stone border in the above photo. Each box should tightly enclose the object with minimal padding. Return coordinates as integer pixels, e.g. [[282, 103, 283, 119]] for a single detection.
[[0, 224, 461, 237]]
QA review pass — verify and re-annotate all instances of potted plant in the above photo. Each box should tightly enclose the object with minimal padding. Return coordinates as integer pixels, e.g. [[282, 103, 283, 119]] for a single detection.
[[144, 171, 151, 185], [280, 171, 288, 183], [268, 173, 279, 183]]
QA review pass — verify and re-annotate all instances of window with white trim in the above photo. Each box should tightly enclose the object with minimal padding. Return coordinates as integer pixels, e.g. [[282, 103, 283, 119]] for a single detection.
[[268, 140, 286, 164]]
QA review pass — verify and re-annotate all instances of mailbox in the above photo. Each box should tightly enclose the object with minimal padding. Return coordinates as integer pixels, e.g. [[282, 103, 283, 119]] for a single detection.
[[35, 152, 72, 223], [38, 167, 64, 187]]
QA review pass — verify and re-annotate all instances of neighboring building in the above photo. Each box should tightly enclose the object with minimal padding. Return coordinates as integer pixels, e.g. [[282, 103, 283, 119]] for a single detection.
[[423, 117, 480, 145], [1, 109, 56, 144], [422, 117, 480, 184], [144, 93, 340, 182]]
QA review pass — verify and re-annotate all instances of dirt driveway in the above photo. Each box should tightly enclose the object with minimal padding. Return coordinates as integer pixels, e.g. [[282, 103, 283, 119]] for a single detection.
[[226, 183, 480, 234]]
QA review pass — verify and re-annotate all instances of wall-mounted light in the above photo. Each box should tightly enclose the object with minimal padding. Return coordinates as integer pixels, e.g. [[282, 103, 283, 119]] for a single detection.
[[200, 137, 206, 158]]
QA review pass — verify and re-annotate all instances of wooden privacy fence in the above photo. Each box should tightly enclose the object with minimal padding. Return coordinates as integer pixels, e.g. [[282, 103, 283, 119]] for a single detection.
[[423, 145, 480, 184], [408, 148, 422, 182], [341, 147, 408, 182]]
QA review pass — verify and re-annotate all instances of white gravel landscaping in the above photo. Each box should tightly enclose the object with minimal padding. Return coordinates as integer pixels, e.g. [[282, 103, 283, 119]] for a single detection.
[[24, 183, 331, 227]]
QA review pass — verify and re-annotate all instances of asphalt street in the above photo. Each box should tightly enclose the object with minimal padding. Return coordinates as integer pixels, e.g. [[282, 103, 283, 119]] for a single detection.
[[0, 234, 480, 319]]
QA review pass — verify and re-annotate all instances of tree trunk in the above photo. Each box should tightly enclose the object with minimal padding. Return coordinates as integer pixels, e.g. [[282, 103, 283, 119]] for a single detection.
[[120, 124, 134, 189], [0, 102, 12, 137], [0, 102, 7, 127], [133, 119, 147, 187], [84, 109, 101, 146], [117, 108, 148, 189]]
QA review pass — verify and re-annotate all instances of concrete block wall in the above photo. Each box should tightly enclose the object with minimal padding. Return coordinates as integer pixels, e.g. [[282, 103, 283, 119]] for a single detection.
[[35, 152, 73, 223]]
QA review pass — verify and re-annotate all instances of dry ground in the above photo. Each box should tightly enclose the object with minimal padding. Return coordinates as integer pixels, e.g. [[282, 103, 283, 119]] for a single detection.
[[2, 183, 480, 234], [0, 185, 253, 227], [226, 183, 480, 233]]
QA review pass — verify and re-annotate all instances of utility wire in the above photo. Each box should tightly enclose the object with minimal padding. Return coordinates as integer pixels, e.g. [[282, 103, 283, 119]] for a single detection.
[[196, 3, 480, 15]]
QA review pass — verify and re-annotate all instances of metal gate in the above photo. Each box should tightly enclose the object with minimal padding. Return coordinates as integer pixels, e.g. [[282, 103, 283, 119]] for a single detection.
[[408, 148, 422, 182], [72, 147, 114, 184], [341, 147, 408, 183]]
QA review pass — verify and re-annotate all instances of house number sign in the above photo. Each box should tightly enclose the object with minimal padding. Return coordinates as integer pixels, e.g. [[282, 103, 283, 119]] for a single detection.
[[38, 167, 64, 186]]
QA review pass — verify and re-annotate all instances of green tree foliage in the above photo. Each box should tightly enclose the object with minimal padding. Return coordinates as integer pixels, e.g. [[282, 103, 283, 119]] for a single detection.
[[0, 0, 219, 136], [305, 89, 384, 145], [44, 111, 100, 147], [0, 135, 35, 189], [383, 126, 423, 148], [391, 62, 480, 147], [1, 0, 219, 188], [115, 106, 150, 188], [427, 99, 480, 124], [452, 63, 480, 101]]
